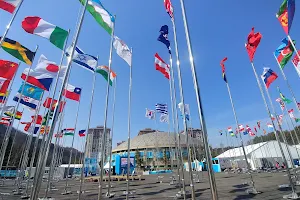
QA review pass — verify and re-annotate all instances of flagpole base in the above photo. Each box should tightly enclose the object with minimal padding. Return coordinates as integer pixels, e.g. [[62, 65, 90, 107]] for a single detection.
[[106, 192, 115, 198], [246, 187, 261, 194], [283, 192, 300, 199]]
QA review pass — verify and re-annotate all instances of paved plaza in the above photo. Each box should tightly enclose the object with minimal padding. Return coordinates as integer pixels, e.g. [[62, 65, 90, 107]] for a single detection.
[[0, 171, 299, 200]]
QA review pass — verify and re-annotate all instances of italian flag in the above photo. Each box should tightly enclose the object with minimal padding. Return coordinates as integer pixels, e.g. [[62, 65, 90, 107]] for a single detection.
[[96, 65, 116, 86], [21, 16, 68, 50], [63, 128, 75, 136]]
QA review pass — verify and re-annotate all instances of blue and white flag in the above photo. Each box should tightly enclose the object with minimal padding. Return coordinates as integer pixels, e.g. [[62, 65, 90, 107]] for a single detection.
[[66, 46, 98, 72], [18, 82, 43, 100], [160, 114, 169, 123], [13, 93, 40, 109], [155, 103, 168, 115]]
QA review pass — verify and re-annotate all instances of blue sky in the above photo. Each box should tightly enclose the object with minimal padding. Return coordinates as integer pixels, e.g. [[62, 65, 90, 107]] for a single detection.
[[1, 0, 300, 151]]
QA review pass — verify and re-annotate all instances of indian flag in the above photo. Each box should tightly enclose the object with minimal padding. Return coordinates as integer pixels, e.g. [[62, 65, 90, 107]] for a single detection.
[[96, 65, 116, 86], [79, 0, 115, 35], [63, 128, 75, 136], [21, 16, 68, 50]]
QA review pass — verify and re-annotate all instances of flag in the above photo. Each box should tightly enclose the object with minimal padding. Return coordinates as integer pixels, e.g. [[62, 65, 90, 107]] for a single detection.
[[261, 68, 278, 88], [160, 114, 169, 123], [227, 127, 235, 137], [95, 65, 116, 86], [18, 82, 43, 100], [0, 77, 9, 94], [178, 102, 190, 121], [22, 16, 68, 50], [40, 126, 50, 134], [13, 93, 40, 109], [79, 130, 86, 137], [155, 53, 170, 79], [254, 126, 257, 133], [276, 98, 285, 110], [267, 123, 274, 131], [245, 27, 262, 62], [42, 110, 53, 126], [238, 125, 244, 132], [278, 114, 284, 125], [0, 60, 18, 80], [263, 129, 267, 134], [0, 0, 21, 13], [297, 102, 300, 110], [113, 36, 131, 66], [292, 50, 300, 76], [155, 103, 168, 115], [63, 84, 81, 101], [0, 92, 7, 103], [79, 0, 115, 35], [158, 25, 171, 54], [274, 38, 295, 69], [271, 114, 276, 121], [277, 87, 292, 103], [54, 132, 63, 138], [219, 130, 223, 136], [43, 97, 65, 112], [276, 0, 295, 35], [66, 46, 97, 72], [246, 125, 255, 136], [164, 0, 174, 18], [4, 110, 22, 120], [288, 109, 300, 122], [0, 37, 36, 65], [257, 121, 261, 129], [21, 67, 55, 91], [63, 128, 75, 136], [145, 108, 155, 119], [0, 117, 11, 125], [35, 55, 66, 78], [220, 57, 227, 83]]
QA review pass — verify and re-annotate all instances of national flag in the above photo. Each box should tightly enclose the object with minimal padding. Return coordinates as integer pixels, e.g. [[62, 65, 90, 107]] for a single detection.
[[271, 114, 276, 121], [113, 36, 132, 66], [79, 0, 115, 35], [54, 132, 63, 138], [155, 103, 168, 115], [0, 77, 9, 94], [245, 27, 262, 62], [178, 102, 190, 121], [66, 46, 97, 72], [155, 53, 170, 79], [0, 60, 18, 80], [63, 84, 81, 101], [261, 68, 278, 88], [21, 121, 31, 131], [160, 114, 169, 123], [40, 126, 50, 134], [257, 121, 261, 129], [42, 110, 53, 126], [164, 0, 174, 18], [274, 38, 295, 69], [220, 57, 227, 83], [0, 0, 21, 13], [43, 97, 65, 112], [219, 130, 223, 136], [277, 87, 292, 104], [35, 54, 66, 78], [254, 126, 257, 133], [263, 129, 267, 134], [22, 16, 68, 50], [238, 125, 244, 132], [158, 25, 171, 54], [288, 109, 300, 122], [276, 0, 295, 35], [63, 128, 75, 136], [246, 125, 255, 136], [292, 51, 300, 76], [278, 114, 284, 125], [276, 98, 285, 110], [4, 110, 22, 120], [95, 65, 116, 86], [145, 108, 155, 120], [13, 93, 40, 109], [267, 123, 274, 131], [0, 117, 11, 125], [227, 127, 233, 134], [0, 37, 35, 65], [79, 130, 86, 137], [21, 68, 54, 91], [18, 82, 43, 100], [0, 92, 7, 103]]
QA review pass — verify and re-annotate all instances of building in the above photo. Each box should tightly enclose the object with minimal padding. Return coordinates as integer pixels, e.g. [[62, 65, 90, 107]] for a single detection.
[[181, 128, 203, 143], [138, 128, 156, 136], [86, 126, 111, 164]]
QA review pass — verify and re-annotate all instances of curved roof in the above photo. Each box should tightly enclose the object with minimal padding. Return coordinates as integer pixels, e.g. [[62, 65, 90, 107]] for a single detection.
[[112, 131, 200, 152]]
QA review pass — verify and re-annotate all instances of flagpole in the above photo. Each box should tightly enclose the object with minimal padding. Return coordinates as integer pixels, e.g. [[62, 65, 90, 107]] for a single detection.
[[107, 77, 117, 198], [287, 35, 300, 64], [78, 65, 97, 200], [98, 16, 116, 200], [250, 62, 298, 198], [286, 111, 300, 147], [62, 98, 81, 195], [0, 45, 38, 171], [224, 130, 233, 170], [0, 0, 24, 45], [30, 0, 89, 198], [170, 16, 187, 199], [179, 0, 216, 199]]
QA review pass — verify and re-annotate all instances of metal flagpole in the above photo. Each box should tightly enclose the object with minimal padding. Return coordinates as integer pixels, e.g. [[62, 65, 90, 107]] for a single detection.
[[98, 16, 115, 200], [250, 62, 298, 198], [225, 82, 259, 193], [125, 48, 133, 199], [153, 111, 161, 182], [287, 35, 300, 65], [170, 16, 187, 199], [107, 77, 117, 197], [287, 113, 300, 147], [30, 0, 89, 198], [78, 63, 97, 200], [179, 0, 217, 199], [62, 98, 81, 195], [0, 45, 38, 171], [0, 0, 24, 45]]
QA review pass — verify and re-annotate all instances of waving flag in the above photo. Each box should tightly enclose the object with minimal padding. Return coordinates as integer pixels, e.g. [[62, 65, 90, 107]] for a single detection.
[[254, 126, 257, 133], [277, 87, 292, 104], [278, 114, 284, 125], [63, 128, 75, 136], [158, 25, 171, 54], [267, 123, 274, 131], [261, 68, 278, 88], [219, 130, 223, 136], [245, 27, 262, 62], [0, 77, 9, 94], [145, 108, 155, 120], [227, 127, 235, 137], [164, 0, 174, 18], [178, 102, 190, 121], [0, 117, 11, 125], [292, 50, 300, 76], [160, 114, 169, 123], [246, 125, 255, 136], [155, 53, 170, 79], [95, 65, 116, 86], [21, 68, 53, 91], [43, 97, 65, 112], [257, 121, 261, 129], [18, 83, 43, 100], [220, 57, 228, 83], [63, 84, 81, 101], [66, 46, 97, 72], [276, 98, 285, 110], [113, 36, 131, 66], [0, 0, 21, 13], [0, 37, 36, 65], [276, 0, 295, 35], [0, 60, 18, 80], [238, 125, 245, 132], [288, 109, 300, 122], [274, 38, 295, 69], [22, 16, 68, 50], [79, 130, 86, 137], [271, 114, 276, 121], [13, 93, 40, 109], [155, 103, 168, 115]]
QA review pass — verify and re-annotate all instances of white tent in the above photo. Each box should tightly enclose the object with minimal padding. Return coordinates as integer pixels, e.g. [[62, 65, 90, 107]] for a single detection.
[[217, 141, 300, 169], [103, 162, 112, 169]]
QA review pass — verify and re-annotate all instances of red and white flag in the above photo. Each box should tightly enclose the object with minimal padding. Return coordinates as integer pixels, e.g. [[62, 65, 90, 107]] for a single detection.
[[292, 51, 300, 77], [164, 0, 174, 19], [0, 117, 10, 125], [0, 0, 21, 13], [155, 53, 170, 79], [246, 125, 255, 136], [63, 84, 81, 101], [238, 124, 244, 132]]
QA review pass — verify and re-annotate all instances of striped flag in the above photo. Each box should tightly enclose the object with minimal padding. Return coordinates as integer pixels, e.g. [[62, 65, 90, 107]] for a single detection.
[[155, 103, 168, 115]]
